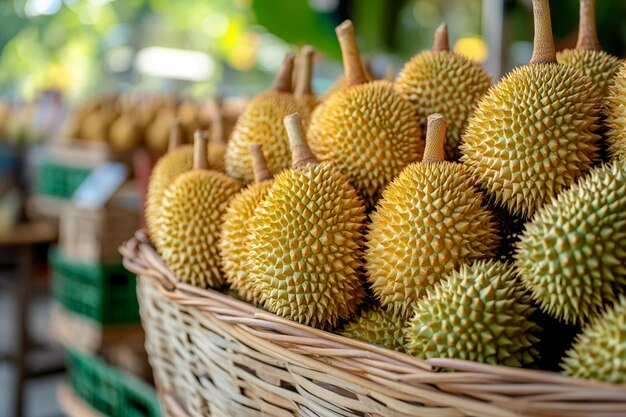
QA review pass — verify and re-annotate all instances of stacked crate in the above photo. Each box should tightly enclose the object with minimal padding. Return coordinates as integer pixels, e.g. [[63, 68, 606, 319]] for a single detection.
[[44, 146, 160, 417]]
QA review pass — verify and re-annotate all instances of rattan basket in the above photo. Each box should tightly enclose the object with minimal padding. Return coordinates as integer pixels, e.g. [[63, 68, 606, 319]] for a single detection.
[[121, 230, 626, 417]]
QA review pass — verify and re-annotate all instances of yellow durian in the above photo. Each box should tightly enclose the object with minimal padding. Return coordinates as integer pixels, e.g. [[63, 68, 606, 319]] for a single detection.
[[308, 20, 423, 206], [220, 144, 274, 303], [225, 54, 311, 184], [156, 131, 240, 288], [248, 114, 366, 328]]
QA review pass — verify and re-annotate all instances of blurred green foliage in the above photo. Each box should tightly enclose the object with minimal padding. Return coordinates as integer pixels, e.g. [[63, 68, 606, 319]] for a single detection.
[[0, 0, 623, 102]]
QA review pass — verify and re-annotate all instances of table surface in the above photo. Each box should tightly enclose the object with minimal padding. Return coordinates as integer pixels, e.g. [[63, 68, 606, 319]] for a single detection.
[[0, 220, 58, 246]]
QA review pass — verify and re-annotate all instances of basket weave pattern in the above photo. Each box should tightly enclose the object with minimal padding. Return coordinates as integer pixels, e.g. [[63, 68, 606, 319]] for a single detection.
[[121, 231, 626, 417]]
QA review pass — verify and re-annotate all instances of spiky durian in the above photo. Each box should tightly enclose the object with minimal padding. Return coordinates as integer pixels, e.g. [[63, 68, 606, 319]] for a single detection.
[[219, 144, 274, 303], [562, 295, 626, 383], [156, 132, 240, 288], [248, 114, 366, 329], [339, 307, 407, 352], [145, 121, 190, 244], [225, 54, 310, 184], [395, 23, 491, 161], [556, 0, 621, 97], [606, 62, 626, 161], [366, 114, 499, 317], [460, 0, 602, 219], [516, 161, 626, 325], [308, 21, 423, 206], [406, 260, 540, 367], [294, 45, 319, 113]]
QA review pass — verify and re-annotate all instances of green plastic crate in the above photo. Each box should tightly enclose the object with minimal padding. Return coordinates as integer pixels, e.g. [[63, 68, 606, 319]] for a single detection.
[[66, 349, 161, 417], [35, 161, 91, 199], [50, 247, 140, 325]]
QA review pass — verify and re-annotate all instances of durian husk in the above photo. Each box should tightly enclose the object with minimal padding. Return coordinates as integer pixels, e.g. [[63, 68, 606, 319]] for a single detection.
[[395, 51, 491, 161], [225, 92, 310, 184], [606, 62, 626, 161], [366, 161, 499, 317], [562, 295, 626, 383], [109, 114, 143, 152], [339, 307, 407, 352], [516, 161, 626, 325], [157, 169, 240, 288], [219, 179, 274, 303], [557, 49, 621, 97], [308, 80, 423, 206], [145, 145, 194, 245], [405, 260, 540, 367], [460, 64, 602, 218], [248, 162, 366, 329]]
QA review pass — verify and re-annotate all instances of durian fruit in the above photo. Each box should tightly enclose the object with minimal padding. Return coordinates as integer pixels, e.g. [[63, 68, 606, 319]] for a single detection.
[[366, 114, 499, 317], [556, 0, 621, 97], [308, 20, 423, 206], [156, 131, 240, 288], [145, 121, 191, 244], [109, 112, 142, 152], [80, 104, 117, 142], [606, 62, 626, 161], [220, 144, 274, 303], [516, 161, 626, 325], [562, 295, 626, 383], [207, 100, 228, 172], [405, 260, 540, 367], [339, 307, 407, 352], [294, 45, 319, 112], [395, 23, 491, 161], [145, 106, 177, 154], [460, 0, 602, 219], [225, 54, 311, 184], [248, 113, 366, 329]]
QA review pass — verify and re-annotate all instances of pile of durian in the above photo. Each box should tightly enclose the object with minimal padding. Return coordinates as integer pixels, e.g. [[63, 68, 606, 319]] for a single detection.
[[146, 0, 626, 383], [62, 93, 246, 155]]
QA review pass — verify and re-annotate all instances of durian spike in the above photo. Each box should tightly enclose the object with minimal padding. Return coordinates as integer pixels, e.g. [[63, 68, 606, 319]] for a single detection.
[[576, 0, 600, 51], [270, 53, 295, 93], [210, 100, 227, 147], [284, 113, 318, 169], [432, 23, 450, 52], [167, 119, 182, 153], [422, 113, 447, 163], [193, 130, 209, 170], [295, 45, 315, 97], [529, 0, 557, 65], [249, 143, 273, 183], [336, 20, 369, 86]]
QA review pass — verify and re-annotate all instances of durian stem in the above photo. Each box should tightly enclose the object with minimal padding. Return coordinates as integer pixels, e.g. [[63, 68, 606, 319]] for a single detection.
[[284, 113, 318, 169], [432, 23, 450, 52], [193, 130, 209, 170], [167, 119, 182, 153], [576, 0, 600, 50], [529, 0, 557, 64], [249, 143, 273, 183], [336, 20, 369, 86], [210, 100, 227, 147], [422, 114, 447, 163], [270, 53, 295, 93], [295, 45, 315, 97]]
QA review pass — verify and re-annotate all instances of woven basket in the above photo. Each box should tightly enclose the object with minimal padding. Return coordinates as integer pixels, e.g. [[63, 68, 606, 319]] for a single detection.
[[121, 230, 626, 417]]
